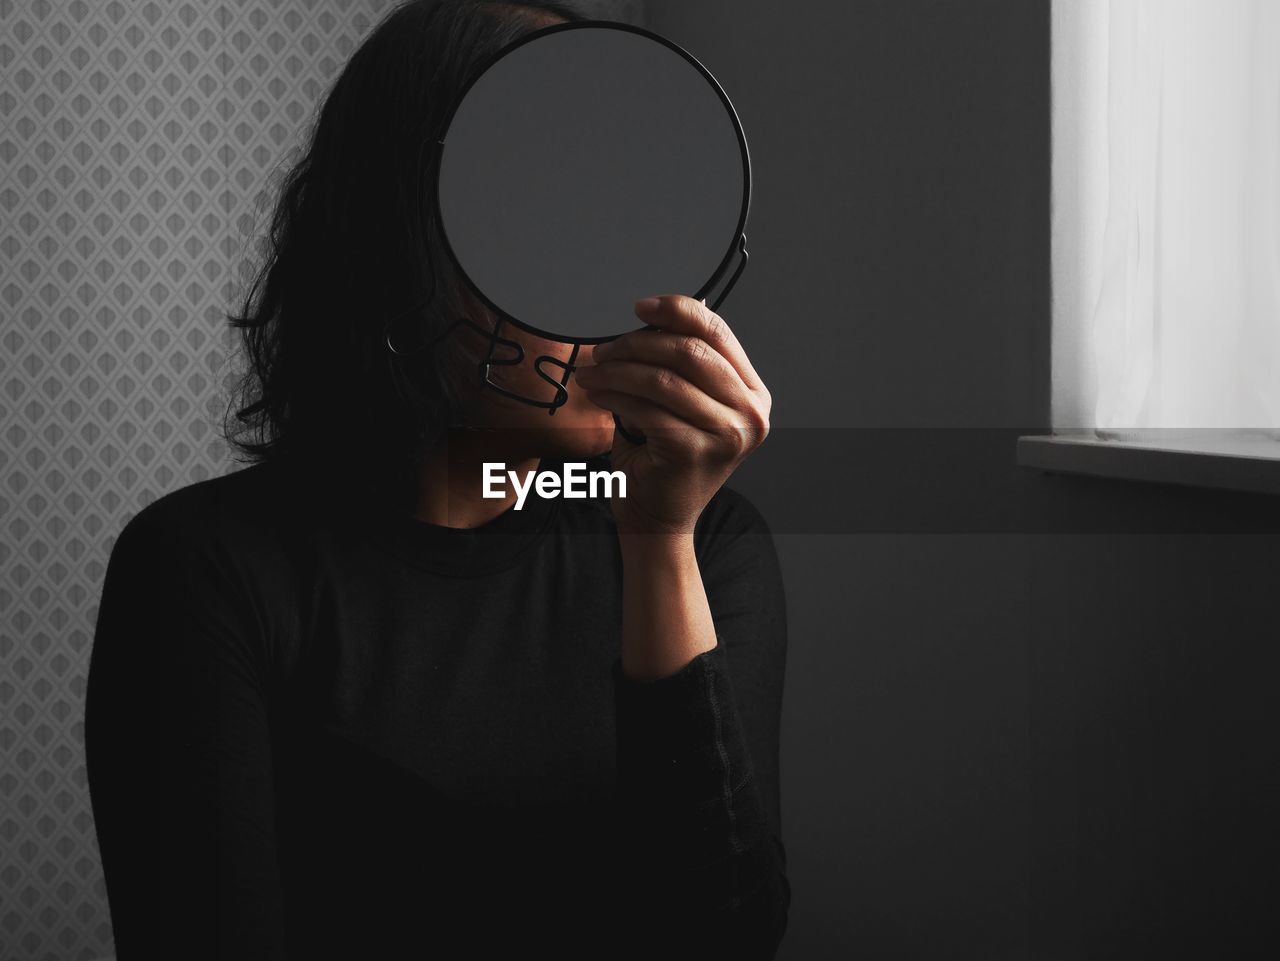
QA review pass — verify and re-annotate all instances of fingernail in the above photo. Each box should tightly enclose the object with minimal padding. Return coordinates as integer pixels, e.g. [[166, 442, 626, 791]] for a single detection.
[[592, 340, 613, 358], [634, 296, 661, 316]]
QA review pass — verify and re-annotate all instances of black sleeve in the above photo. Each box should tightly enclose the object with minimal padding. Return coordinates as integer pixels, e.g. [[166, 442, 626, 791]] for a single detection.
[[610, 488, 791, 960], [84, 504, 287, 960]]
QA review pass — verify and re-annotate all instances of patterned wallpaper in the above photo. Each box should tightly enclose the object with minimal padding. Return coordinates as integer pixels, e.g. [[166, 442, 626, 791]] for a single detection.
[[1, 1, 648, 958], [0, 1, 394, 957]]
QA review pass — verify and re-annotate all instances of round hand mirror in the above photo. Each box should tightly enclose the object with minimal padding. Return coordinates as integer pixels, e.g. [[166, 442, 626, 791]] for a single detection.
[[435, 20, 751, 350]]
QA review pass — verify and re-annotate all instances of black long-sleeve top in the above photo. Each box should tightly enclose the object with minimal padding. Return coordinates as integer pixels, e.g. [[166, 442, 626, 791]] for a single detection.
[[84, 454, 790, 959]]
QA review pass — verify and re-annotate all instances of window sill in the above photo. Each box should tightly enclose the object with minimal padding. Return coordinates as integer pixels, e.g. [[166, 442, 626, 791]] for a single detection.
[[1016, 431, 1280, 496]]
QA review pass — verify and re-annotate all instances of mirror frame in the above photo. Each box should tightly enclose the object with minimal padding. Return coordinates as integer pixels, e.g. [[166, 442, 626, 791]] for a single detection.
[[433, 19, 753, 346]]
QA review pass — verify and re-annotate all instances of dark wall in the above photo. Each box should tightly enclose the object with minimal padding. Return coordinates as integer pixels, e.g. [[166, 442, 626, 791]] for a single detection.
[[646, 2, 1278, 958], [650, 0, 1048, 430]]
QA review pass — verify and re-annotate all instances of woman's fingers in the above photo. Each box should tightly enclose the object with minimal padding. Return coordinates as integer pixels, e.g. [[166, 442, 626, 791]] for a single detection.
[[575, 360, 739, 432], [580, 388, 719, 460], [579, 295, 772, 460], [631, 295, 766, 394], [588, 329, 750, 410]]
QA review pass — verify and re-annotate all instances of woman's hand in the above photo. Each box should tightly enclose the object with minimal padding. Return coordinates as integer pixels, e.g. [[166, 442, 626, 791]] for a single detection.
[[574, 294, 772, 538]]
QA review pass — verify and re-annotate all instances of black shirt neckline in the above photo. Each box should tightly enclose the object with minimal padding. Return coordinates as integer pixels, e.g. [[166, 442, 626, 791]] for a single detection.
[[362, 459, 563, 577]]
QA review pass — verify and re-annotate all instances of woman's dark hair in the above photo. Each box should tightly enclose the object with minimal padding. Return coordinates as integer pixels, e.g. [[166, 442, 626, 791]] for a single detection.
[[221, 0, 588, 499]]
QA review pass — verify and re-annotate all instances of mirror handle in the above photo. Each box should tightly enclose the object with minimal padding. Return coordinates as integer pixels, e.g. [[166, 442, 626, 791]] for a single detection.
[[706, 233, 749, 313], [613, 233, 749, 447], [611, 232, 747, 447], [613, 413, 646, 447]]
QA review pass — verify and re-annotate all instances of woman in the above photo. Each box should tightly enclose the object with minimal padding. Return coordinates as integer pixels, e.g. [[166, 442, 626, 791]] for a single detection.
[[84, 1, 788, 958]]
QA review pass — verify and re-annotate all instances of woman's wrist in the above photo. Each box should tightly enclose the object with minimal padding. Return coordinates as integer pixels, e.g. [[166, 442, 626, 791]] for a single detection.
[[617, 529, 698, 566], [617, 530, 717, 681]]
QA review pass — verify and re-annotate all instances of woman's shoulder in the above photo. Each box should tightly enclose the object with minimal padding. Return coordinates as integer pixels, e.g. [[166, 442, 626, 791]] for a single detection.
[[692, 481, 780, 584], [100, 463, 307, 669], [91, 465, 301, 715], [110, 461, 297, 574], [697, 482, 773, 542]]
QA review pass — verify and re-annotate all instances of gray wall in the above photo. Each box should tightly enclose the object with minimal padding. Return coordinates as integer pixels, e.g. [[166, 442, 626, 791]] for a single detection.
[[647, 1, 1279, 958]]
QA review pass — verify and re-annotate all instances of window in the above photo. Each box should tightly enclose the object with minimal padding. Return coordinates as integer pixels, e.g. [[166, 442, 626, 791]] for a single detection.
[[1022, 0, 1280, 493]]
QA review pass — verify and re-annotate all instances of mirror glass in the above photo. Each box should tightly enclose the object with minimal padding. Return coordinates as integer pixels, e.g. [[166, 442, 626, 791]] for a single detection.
[[436, 22, 750, 344]]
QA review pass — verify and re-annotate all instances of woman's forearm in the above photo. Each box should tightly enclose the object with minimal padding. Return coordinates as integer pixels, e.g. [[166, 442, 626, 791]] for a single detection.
[[617, 532, 719, 680], [610, 534, 790, 958], [591, 294, 786, 950]]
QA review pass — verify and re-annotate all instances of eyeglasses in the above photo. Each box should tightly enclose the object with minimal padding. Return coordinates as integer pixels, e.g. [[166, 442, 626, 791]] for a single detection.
[[385, 306, 580, 414]]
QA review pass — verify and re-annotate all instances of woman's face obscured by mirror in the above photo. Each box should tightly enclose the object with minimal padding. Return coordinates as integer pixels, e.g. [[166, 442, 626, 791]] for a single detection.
[[430, 7, 619, 463], [449, 284, 615, 461]]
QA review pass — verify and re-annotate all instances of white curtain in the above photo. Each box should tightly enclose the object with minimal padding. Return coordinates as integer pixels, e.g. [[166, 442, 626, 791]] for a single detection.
[[1052, 0, 1280, 436]]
